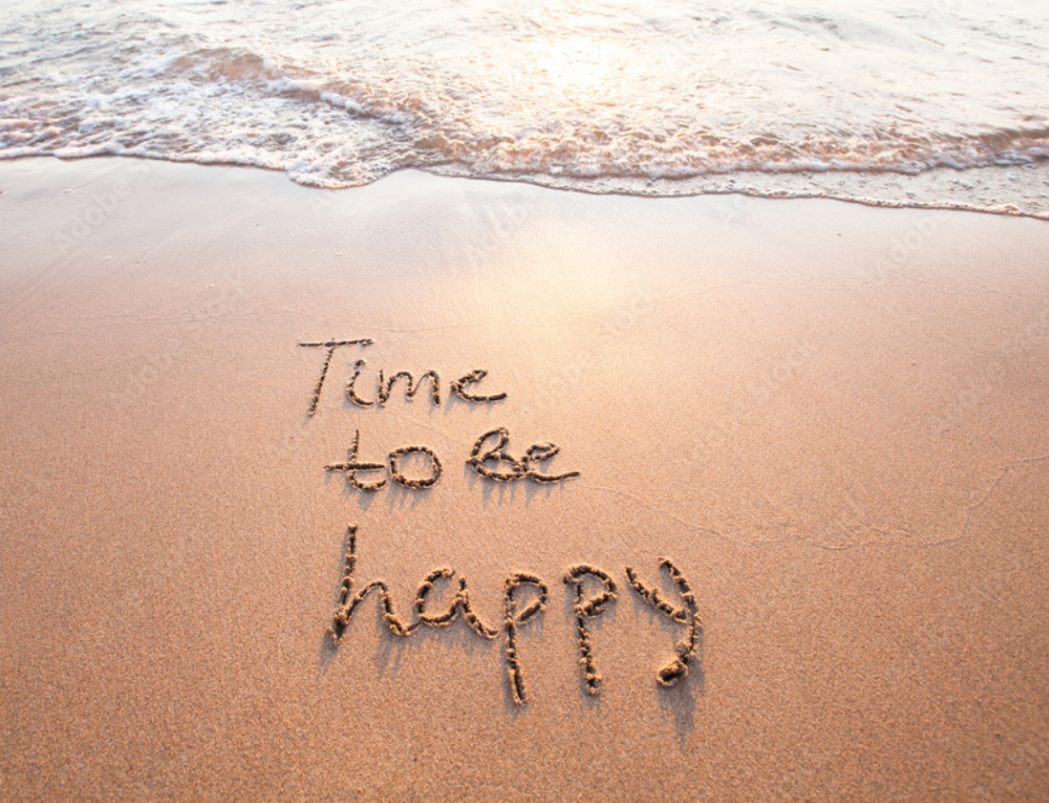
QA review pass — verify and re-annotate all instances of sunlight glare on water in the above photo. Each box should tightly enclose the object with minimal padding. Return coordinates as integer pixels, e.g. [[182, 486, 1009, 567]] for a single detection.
[[1, 0, 1047, 215]]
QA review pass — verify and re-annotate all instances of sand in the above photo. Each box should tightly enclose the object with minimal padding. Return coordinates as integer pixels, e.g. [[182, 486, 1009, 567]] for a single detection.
[[1, 156, 1048, 800]]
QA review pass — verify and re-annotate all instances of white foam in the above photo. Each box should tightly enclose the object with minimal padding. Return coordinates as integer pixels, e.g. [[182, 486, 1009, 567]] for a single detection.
[[0, 0, 1047, 216]]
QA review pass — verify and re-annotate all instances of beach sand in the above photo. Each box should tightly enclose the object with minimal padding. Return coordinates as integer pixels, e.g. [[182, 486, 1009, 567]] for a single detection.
[[2, 156, 1048, 800]]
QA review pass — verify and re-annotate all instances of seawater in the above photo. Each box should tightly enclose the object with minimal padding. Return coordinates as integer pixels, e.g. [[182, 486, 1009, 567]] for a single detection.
[[2, 0, 1048, 217]]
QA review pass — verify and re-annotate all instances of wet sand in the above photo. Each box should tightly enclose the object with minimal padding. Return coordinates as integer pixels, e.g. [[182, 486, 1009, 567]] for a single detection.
[[1, 156, 1048, 800]]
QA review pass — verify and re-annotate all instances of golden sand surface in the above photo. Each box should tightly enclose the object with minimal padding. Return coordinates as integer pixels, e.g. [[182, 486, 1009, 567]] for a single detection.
[[2, 157, 1048, 800]]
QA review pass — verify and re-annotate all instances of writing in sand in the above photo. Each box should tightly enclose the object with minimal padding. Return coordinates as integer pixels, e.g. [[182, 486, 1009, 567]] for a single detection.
[[327, 525, 703, 706], [301, 338, 703, 704]]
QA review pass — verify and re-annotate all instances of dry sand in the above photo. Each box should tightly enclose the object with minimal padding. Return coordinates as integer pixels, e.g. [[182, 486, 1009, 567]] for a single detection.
[[1, 156, 1048, 800]]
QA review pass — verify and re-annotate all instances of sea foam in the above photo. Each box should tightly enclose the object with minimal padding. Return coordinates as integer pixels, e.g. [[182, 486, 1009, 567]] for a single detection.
[[1, 0, 1047, 216]]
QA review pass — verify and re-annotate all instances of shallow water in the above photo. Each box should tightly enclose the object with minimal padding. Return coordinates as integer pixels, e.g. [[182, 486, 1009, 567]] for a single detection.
[[2, 0, 1048, 215]]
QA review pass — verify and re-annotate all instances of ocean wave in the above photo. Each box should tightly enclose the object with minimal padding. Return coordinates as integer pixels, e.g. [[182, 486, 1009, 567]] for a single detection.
[[1, 0, 1048, 215]]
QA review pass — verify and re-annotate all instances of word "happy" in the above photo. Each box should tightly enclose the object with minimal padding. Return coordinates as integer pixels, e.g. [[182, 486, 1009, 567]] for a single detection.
[[327, 525, 703, 705]]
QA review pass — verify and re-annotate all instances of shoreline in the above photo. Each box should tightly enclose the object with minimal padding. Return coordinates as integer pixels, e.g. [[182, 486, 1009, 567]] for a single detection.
[[2, 156, 1048, 800], [3, 152, 1049, 220], [428, 158, 1049, 221]]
